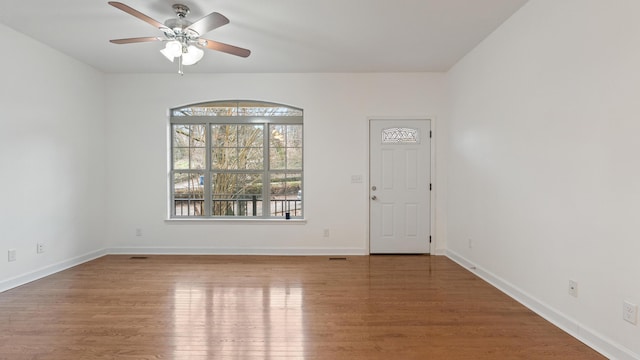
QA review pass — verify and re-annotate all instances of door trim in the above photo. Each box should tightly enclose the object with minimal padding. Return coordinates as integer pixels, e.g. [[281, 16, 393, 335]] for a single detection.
[[367, 116, 436, 254]]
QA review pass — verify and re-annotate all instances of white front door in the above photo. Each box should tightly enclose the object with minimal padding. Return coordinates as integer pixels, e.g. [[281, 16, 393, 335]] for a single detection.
[[369, 119, 431, 254]]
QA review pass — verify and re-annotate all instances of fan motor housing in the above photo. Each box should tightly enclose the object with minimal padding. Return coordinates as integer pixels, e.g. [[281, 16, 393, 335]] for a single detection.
[[172, 4, 190, 18]]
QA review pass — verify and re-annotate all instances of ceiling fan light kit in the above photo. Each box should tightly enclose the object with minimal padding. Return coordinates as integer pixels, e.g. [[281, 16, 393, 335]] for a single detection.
[[108, 1, 250, 75], [181, 45, 204, 65], [160, 40, 182, 61]]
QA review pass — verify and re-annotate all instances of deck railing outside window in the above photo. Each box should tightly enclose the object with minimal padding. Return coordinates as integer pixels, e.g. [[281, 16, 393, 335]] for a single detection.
[[174, 199, 302, 217]]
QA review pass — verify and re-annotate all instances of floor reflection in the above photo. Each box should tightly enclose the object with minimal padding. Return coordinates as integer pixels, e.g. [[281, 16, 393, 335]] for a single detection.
[[173, 283, 304, 359]]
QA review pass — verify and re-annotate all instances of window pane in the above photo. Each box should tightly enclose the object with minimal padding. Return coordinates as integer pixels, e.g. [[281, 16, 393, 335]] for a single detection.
[[269, 173, 302, 217], [173, 172, 205, 216], [173, 125, 190, 147], [212, 124, 264, 170], [237, 102, 303, 116], [212, 148, 236, 170], [190, 125, 206, 147], [212, 173, 263, 216], [269, 147, 286, 170], [269, 125, 286, 170], [238, 125, 263, 147], [269, 124, 302, 171], [173, 148, 189, 170], [239, 147, 263, 170], [269, 125, 286, 148], [212, 124, 238, 147], [287, 148, 303, 170], [213, 148, 264, 170], [173, 124, 206, 170], [173, 101, 302, 117], [190, 148, 206, 169], [287, 125, 303, 147]]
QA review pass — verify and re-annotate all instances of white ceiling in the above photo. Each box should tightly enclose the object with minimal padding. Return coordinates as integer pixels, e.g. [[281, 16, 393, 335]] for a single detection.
[[0, 0, 528, 74]]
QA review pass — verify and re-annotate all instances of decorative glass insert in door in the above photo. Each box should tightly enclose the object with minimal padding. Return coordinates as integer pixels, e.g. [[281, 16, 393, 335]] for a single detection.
[[381, 127, 419, 144]]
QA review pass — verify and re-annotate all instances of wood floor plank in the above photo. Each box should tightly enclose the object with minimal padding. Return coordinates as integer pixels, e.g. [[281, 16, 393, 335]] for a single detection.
[[0, 255, 605, 359]]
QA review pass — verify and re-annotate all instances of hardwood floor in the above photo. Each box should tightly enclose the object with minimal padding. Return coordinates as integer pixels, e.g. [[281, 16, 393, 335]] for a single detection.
[[0, 255, 605, 359]]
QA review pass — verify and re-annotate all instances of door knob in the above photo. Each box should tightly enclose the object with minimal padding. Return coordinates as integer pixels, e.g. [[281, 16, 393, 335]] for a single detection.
[[371, 195, 377, 200]]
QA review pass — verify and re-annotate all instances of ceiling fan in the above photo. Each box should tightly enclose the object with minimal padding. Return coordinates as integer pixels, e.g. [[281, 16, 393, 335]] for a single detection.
[[108, 1, 251, 74]]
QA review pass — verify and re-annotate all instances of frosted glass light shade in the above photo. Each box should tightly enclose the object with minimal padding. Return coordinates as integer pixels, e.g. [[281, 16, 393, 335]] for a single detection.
[[160, 41, 182, 62], [182, 45, 204, 66]]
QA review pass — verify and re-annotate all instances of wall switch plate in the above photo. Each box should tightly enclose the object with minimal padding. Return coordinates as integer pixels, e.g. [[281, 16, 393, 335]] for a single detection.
[[8, 249, 16, 262], [568, 280, 578, 297], [623, 301, 638, 325]]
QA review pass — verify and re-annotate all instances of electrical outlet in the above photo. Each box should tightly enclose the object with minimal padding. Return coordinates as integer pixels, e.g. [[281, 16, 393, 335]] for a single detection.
[[136, 228, 142, 237], [8, 249, 16, 262], [468, 238, 473, 249], [323, 229, 330, 237], [623, 301, 638, 325], [37, 243, 45, 254], [568, 280, 578, 297]]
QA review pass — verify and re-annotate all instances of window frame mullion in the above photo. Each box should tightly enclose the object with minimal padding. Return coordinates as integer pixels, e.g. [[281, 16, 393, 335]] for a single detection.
[[262, 124, 270, 217], [203, 122, 212, 216]]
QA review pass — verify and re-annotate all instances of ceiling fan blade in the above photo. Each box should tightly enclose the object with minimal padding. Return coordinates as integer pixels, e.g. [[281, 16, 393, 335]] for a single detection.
[[110, 37, 163, 44], [108, 1, 167, 30], [185, 12, 229, 36], [200, 39, 251, 58]]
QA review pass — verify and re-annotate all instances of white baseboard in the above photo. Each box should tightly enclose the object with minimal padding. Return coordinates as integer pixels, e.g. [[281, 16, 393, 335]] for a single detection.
[[446, 249, 639, 360], [107, 247, 368, 256], [0, 249, 108, 293]]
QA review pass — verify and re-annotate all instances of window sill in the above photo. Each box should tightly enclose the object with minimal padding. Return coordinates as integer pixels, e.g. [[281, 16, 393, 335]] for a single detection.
[[165, 218, 307, 225]]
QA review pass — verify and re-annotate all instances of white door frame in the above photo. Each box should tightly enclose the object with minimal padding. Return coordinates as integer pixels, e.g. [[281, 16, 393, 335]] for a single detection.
[[367, 116, 436, 254]]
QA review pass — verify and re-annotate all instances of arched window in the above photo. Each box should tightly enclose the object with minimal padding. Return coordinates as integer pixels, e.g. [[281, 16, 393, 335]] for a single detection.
[[169, 101, 303, 219]]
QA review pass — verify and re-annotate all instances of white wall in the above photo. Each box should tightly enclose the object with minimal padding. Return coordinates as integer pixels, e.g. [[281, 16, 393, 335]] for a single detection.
[[447, 0, 640, 358], [0, 24, 107, 291], [104, 73, 448, 255]]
